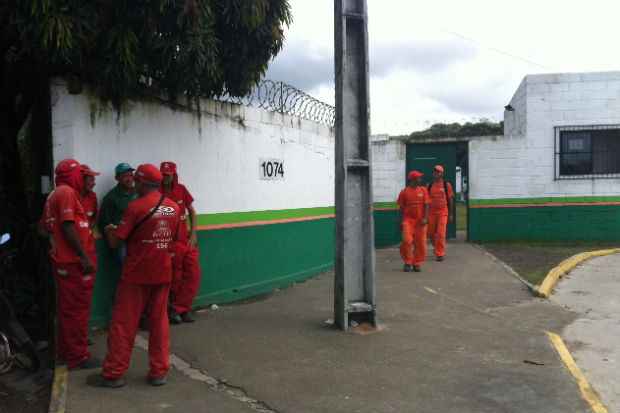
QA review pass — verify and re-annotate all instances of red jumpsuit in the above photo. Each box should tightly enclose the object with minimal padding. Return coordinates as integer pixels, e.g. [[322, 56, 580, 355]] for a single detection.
[[162, 176, 201, 315], [102, 192, 180, 380], [41, 181, 97, 369], [428, 181, 454, 259], [81, 191, 98, 228], [397, 186, 430, 267]]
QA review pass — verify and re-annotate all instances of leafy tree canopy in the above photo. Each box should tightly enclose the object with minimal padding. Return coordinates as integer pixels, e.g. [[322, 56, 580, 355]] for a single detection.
[[408, 120, 504, 140], [2, 0, 292, 107], [0, 0, 292, 230]]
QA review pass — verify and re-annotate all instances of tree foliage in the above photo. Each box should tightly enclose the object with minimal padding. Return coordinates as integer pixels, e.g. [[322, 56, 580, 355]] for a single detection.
[[2, 0, 292, 106], [0, 0, 292, 232], [409, 120, 504, 140]]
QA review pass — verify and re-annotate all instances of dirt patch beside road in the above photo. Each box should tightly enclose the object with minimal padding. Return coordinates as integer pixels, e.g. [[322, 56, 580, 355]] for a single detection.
[[481, 242, 620, 286]]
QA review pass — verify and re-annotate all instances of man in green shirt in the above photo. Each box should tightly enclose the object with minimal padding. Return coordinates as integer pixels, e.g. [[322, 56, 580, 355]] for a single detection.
[[98, 163, 137, 250]]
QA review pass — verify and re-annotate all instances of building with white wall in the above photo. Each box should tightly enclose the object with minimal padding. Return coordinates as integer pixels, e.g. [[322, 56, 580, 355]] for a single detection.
[[371, 70, 620, 241], [371, 134, 405, 204], [469, 71, 620, 241], [50, 80, 401, 326]]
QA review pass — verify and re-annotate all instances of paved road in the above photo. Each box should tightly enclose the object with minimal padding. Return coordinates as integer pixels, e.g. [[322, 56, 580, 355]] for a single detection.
[[553, 253, 620, 412], [67, 241, 589, 412]]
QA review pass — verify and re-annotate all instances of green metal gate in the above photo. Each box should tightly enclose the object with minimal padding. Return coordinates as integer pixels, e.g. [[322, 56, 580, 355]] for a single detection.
[[406, 143, 457, 239]]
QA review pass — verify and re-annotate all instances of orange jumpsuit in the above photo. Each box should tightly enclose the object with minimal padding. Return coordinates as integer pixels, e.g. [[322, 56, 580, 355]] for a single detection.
[[428, 181, 454, 258], [397, 186, 430, 266]]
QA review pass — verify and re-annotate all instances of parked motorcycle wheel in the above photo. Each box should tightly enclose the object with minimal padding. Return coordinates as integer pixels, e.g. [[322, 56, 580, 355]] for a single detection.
[[13, 340, 40, 372]]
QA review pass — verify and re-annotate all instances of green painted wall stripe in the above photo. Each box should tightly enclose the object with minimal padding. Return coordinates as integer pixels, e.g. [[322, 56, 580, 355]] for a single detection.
[[470, 204, 620, 242], [374, 202, 398, 210], [89, 209, 402, 327], [196, 207, 334, 226], [470, 196, 620, 207], [199, 214, 334, 230], [196, 203, 398, 226]]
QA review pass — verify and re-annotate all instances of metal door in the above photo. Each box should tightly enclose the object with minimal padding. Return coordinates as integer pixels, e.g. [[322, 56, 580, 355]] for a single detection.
[[406, 143, 457, 239]]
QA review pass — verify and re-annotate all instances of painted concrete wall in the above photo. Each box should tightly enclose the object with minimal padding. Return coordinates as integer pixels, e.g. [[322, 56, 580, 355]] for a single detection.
[[470, 71, 620, 201], [50, 80, 405, 325], [371, 135, 406, 203], [51, 80, 335, 214]]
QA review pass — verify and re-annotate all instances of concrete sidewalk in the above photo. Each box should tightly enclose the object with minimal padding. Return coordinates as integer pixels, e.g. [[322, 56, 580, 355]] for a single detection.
[[553, 253, 620, 412], [67, 240, 590, 412]]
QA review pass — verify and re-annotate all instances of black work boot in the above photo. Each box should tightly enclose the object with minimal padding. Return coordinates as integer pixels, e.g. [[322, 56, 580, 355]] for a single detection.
[[403, 264, 413, 272], [148, 376, 167, 386], [71, 357, 102, 371], [413, 265, 421, 272], [180, 312, 195, 323], [169, 310, 182, 325], [86, 374, 126, 389]]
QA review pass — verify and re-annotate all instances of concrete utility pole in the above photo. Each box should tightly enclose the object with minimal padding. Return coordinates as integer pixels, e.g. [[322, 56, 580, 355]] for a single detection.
[[334, 0, 376, 330]]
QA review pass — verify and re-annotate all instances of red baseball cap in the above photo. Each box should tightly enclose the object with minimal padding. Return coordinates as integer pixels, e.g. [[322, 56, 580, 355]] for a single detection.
[[55, 159, 81, 176], [80, 164, 100, 176], [160, 161, 177, 176], [135, 164, 163, 184], [434, 165, 444, 173], [407, 170, 424, 180]]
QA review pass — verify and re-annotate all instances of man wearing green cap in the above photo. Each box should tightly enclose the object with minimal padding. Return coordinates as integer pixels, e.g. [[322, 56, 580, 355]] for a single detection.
[[98, 163, 138, 250]]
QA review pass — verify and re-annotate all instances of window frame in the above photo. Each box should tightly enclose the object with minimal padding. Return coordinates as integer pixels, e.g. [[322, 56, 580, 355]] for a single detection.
[[554, 124, 620, 180]]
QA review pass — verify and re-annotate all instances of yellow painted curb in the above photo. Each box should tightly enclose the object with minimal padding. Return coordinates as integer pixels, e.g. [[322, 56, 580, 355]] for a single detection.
[[48, 365, 68, 413], [547, 332, 608, 413], [536, 249, 620, 298]]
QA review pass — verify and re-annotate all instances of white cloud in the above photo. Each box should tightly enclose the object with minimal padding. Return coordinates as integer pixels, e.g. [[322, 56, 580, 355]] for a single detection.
[[268, 0, 620, 135]]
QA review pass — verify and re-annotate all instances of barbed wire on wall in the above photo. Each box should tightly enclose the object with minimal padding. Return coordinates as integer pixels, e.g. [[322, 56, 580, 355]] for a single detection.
[[215, 80, 335, 127]]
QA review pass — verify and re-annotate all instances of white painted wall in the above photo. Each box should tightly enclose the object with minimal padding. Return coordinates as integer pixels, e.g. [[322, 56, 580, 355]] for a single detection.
[[51, 80, 335, 214], [371, 135, 405, 203], [470, 71, 620, 200]]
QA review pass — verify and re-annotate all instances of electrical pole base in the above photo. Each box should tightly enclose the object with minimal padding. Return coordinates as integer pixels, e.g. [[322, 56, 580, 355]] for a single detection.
[[338, 301, 376, 331]]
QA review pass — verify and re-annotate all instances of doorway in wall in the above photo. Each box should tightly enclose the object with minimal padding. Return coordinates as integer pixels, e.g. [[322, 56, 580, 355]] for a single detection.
[[405, 142, 469, 240]]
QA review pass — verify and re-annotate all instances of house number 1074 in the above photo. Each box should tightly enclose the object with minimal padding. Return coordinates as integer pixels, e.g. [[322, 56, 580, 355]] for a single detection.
[[259, 159, 284, 180]]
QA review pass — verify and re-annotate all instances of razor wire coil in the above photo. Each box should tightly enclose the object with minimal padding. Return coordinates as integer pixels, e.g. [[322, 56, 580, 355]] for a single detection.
[[215, 80, 335, 127]]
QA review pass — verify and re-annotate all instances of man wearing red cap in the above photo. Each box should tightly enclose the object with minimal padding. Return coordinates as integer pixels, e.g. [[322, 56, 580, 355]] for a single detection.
[[92, 164, 180, 388], [160, 161, 201, 324], [80, 165, 100, 229], [397, 170, 430, 272], [427, 165, 454, 261], [40, 159, 99, 370]]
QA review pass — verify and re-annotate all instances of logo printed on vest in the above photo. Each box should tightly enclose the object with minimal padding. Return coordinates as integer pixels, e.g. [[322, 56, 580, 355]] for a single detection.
[[155, 205, 176, 216]]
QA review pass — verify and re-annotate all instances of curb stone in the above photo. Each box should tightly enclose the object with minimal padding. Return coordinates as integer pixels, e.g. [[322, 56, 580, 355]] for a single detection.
[[537, 249, 620, 298], [47, 364, 67, 413]]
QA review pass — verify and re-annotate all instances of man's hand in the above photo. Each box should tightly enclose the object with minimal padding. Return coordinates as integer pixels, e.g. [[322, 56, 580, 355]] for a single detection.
[[104, 224, 121, 249], [188, 231, 198, 248], [420, 218, 428, 226], [80, 255, 96, 274]]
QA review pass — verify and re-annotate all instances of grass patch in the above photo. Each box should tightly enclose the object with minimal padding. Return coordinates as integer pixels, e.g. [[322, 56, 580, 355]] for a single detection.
[[456, 202, 467, 231], [480, 241, 620, 286]]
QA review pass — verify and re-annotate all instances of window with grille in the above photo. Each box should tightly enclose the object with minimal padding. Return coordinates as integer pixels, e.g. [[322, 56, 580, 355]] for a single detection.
[[555, 125, 620, 179]]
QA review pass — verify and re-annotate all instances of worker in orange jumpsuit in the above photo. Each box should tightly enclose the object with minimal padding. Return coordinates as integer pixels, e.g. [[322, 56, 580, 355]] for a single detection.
[[427, 165, 454, 262], [397, 170, 430, 272], [80, 164, 100, 229], [39, 159, 99, 370], [91, 164, 180, 388], [160, 161, 201, 324]]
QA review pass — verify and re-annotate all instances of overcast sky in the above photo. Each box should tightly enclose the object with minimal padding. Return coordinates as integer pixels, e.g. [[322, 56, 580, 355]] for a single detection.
[[266, 0, 620, 135]]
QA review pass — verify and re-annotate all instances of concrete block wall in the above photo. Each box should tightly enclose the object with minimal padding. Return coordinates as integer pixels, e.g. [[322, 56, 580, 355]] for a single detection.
[[471, 71, 620, 201], [371, 136, 405, 203], [51, 80, 335, 215]]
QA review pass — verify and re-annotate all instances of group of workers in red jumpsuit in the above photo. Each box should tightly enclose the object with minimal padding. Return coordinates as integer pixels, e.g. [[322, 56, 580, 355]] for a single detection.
[[397, 165, 454, 273], [39, 159, 201, 388]]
